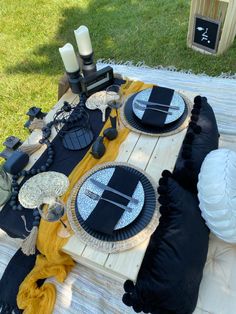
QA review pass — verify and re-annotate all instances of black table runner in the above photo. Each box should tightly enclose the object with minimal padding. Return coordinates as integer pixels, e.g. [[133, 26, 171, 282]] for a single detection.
[[0, 106, 105, 238]]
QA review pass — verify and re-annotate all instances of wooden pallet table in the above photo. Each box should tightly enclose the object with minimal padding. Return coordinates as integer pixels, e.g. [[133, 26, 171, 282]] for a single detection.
[[63, 89, 193, 283], [0, 85, 192, 283]]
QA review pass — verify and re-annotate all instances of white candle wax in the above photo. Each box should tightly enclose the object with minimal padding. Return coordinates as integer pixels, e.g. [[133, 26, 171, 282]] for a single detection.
[[74, 25, 93, 56], [59, 43, 79, 73]]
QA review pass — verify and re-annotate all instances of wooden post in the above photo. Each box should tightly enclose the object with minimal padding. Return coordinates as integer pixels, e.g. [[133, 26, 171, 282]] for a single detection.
[[187, 0, 236, 55]]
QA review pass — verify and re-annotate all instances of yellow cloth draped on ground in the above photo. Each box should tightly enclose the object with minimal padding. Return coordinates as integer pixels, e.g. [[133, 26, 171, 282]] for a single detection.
[[17, 80, 153, 314]]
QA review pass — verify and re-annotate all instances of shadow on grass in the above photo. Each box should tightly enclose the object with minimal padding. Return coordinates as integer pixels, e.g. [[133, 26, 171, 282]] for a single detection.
[[4, 0, 192, 75], [4, 0, 236, 76]]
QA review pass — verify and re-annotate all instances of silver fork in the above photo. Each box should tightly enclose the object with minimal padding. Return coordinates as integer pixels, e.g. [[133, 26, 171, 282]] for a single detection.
[[134, 102, 172, 115], [85, 189, 132, 212]]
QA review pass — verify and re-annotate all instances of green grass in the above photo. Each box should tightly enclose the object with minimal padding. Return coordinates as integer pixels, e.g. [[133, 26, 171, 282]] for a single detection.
[[0, 0, 236, 151]]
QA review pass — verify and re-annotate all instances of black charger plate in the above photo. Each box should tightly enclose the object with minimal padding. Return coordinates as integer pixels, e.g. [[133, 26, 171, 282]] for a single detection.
[[74, 164, 156, 242], [122, 91, 190, 135]]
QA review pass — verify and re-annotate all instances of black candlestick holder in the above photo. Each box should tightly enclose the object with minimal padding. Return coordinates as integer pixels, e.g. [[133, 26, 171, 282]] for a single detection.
[[80, 52, 97, 77], [66, 69, 82, 94]]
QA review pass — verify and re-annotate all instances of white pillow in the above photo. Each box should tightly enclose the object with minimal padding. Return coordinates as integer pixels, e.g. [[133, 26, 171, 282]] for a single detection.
[[197, 148, 236, 243]]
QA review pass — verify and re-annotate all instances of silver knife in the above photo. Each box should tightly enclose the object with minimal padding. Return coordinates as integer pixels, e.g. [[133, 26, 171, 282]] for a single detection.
[[136, 99, 179, 110], [90, 178, 139, 204]]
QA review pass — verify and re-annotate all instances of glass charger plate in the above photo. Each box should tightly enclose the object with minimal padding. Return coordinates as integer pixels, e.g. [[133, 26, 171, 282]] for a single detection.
[[132, 88, 185, 126], [76, 167, 145, 230], [67, 162, 159, 253]]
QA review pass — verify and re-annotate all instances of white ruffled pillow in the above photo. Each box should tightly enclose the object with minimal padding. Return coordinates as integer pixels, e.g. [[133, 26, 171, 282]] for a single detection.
[[198, 148, 236, 243]]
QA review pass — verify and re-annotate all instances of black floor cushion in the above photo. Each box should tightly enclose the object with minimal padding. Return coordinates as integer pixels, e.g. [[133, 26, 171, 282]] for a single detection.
[[173, 95, 219, 193], [122, 171, 209, 314]]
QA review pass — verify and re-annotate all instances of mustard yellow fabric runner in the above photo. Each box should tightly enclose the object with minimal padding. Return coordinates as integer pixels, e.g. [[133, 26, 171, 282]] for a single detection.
[[17, 80, 153, 314]]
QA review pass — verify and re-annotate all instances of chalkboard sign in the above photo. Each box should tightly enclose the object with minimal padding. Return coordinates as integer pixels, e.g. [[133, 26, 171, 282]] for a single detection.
[[193, 15, 221, 53]]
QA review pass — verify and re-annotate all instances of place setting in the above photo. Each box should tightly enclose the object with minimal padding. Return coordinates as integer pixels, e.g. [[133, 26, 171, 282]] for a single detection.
[[67, 162, 159, 253], [120, 85, 192, 136]]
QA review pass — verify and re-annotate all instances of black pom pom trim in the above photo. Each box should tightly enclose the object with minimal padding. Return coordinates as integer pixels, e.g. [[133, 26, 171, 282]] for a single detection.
[[159, 205, 168, 215], [194, 95, 202, 105], [191, 114, 199, 122], [158, 177, 168, 186], [189, 121, 196, 130], [182, 144, 191, 152], [182, 150, 191, 159], [192, 124, 202, 134], [142, 304, 151, 313], [183, 134, 194, 145], [193, 102, 202, 110], [185, 160, 194, 169], [122, 293, 133, 306], [191, 108, 200, 115], [201, 96, 207, 104], [133, 303, 143, 313], [161, 170, 172, 178], [124, 280, 134, 293], [158, 195, 169, 206], [157, 185, 168, 195], [186, 132, 195, 141]]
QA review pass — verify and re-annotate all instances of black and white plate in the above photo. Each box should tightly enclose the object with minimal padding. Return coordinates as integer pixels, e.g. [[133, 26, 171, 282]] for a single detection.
[[71, 164, 157, 242], [132, 88, 185, 125], [76, 167, 145, 230], [122, 90, 189, 135]]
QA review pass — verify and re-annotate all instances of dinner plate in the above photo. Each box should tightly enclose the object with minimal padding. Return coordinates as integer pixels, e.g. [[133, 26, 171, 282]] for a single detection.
[[67, 162, 157, 243], [132, 88, 185, 126], [76, 167, 145, 230], [122, 91, 189, 135]]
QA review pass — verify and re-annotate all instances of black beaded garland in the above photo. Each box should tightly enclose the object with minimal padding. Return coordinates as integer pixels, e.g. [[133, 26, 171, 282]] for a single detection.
[[8, 99, 83, 227]]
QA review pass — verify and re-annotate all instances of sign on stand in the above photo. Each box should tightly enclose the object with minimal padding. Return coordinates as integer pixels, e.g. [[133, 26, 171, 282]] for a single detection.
[[192, 15, 221, 54]]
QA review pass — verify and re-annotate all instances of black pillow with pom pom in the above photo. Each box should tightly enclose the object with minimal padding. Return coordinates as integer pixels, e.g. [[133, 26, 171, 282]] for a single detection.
[[173, 95, 219, 193], [122, 172, 209, 314]]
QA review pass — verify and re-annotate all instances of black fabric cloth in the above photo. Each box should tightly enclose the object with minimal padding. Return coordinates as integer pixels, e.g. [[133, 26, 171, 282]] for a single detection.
[[85, 167, 139, 235], [0, 107, 104, 238], [0, 249, 37, 314], [122, 173, 209, 314], [173, 95, 219, 193], [141, 86, 174, 127]]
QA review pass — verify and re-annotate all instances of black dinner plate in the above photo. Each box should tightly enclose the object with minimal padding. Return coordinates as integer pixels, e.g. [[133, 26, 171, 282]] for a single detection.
[[74, 164, 157, 242], [124, 92, 188, 134]]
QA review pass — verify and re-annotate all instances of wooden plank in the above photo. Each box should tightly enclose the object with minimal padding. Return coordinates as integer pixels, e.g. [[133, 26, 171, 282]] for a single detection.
[[70, 253, 128, 283], [218, 0, 233, 53], [202, 0, 208, 16], [103, 135, 159, 279], [115, 132, 140, 162], [127, 134, 158, 170], [82, 246, 108, 265], [63, 235, 86, 257], [105, 239, 150, 282], [79, 131, 140, 265], [218, 1, 228, 22], [145, 129, 188, 184], [187, 0, 198, 46], [225, 3, 236, 47], [213, 0, 219, 19]]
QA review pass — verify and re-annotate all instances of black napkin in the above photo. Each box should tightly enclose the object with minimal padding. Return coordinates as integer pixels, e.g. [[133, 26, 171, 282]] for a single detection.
[[85, 167, 139, 235], [141, 86, 174, 127], [0, 249, 38, 314]]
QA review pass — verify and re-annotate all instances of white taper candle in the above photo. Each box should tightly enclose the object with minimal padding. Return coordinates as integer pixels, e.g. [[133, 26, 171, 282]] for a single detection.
[[74, 25, 93, 56], [59, 43, 79, 73]]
